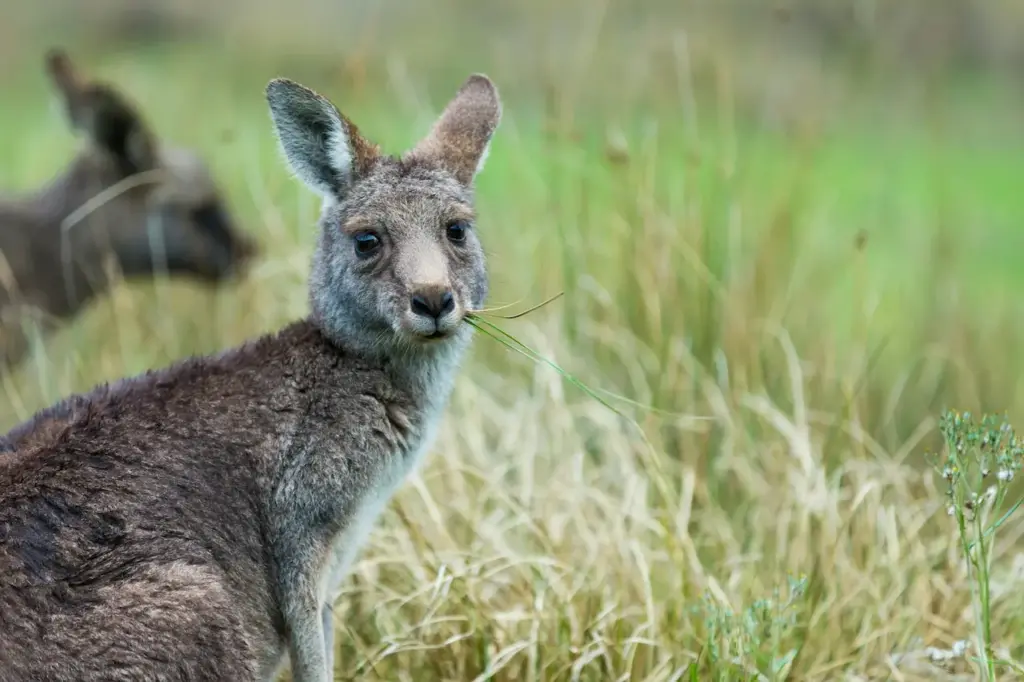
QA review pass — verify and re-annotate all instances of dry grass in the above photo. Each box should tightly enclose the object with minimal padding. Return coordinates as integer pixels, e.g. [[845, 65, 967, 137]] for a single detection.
[[3, 3, 1024, 679]]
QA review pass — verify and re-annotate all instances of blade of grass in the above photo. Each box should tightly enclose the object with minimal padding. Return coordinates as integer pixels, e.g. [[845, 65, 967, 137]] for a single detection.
[[472, 291, 566, 320], [465, 316, 628, 419], [467, 314, 708, 422]]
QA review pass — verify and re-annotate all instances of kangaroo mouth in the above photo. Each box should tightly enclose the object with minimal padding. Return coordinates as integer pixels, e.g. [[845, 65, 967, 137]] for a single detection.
[[403, 325, 457, 344], [411, 327, 450, 342], [401, 311, 462, 342]]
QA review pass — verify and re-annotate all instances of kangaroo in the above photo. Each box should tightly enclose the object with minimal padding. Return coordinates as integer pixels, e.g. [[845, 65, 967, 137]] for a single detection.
[[0, 70, 501, 681], [0, 49, 259, 368]]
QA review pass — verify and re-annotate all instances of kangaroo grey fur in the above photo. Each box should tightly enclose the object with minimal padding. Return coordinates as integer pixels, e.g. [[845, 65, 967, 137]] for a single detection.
[[0, 70, 501, 682], [0, 49, 258, 368]]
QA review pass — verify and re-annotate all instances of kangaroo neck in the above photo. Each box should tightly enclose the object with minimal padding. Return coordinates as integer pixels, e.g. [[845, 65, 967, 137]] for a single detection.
[[307, 309, 471, 414]]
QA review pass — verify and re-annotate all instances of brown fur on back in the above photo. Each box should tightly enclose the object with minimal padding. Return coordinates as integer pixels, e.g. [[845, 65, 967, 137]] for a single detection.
[[0, 321, 328, 680]]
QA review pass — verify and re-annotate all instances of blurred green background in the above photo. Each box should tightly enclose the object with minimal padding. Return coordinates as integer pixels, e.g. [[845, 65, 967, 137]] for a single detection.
[[3, 1, 1024, 679]]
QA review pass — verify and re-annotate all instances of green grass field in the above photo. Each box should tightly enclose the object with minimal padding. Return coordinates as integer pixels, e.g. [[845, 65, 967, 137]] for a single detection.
[[4, 8, 1024, 679]]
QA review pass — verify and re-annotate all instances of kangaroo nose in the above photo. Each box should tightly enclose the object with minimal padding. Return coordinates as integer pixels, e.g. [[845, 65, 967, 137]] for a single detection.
[[410, 288, 455, 320]]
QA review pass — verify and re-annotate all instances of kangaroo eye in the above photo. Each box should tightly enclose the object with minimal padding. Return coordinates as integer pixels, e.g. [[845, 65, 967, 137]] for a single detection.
[[446, 221, 469, 243], [353, 232, 381, 257]]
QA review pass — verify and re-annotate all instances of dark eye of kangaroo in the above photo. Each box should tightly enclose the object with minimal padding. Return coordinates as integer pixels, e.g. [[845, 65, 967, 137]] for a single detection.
[[353, 232, 381, 257], [446, 221, 469, 243]]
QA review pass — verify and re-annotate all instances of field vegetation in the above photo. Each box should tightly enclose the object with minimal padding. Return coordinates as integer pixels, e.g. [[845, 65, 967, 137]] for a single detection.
[[3, 1, 1024, 679]]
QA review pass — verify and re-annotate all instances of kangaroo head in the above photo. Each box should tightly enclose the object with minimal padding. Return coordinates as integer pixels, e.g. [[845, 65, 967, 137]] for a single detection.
[[44, 49, 259, 284], [265, 73, 501, 356]]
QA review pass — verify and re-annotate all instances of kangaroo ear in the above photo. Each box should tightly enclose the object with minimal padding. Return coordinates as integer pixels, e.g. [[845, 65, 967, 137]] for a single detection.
[[44, 49, 84, 107], [404, 74, 501, 186], [265, 78, 379, 199], [44, 48, 158, 174]]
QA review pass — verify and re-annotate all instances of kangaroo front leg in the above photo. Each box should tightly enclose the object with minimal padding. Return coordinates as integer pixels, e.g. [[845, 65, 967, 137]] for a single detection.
[[286, 596, 330, 682], [322, 601, 335, 678]]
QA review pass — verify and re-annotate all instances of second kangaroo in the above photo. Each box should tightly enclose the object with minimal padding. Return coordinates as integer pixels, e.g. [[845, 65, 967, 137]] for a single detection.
[[0, 71, 501, 682], [0, 50, 259, 368]]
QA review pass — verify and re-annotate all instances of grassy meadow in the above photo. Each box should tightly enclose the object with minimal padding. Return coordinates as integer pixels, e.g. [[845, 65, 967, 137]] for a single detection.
[[3, 3, 1024, 679]]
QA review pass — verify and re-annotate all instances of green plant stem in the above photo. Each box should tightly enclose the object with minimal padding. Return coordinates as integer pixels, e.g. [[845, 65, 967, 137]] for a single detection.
[[969, 495, 1024, 551], [974, 511, 995, 680], [949, 446, 993, 680]]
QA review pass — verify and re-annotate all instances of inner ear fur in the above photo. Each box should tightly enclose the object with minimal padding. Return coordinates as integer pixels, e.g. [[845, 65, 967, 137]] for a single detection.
[[404, 73, 502, 186]]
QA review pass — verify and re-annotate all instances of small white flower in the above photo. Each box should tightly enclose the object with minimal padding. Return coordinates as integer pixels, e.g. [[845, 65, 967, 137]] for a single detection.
[[947, 505, 956, 516], [998, 469, 1014, 482], [952, 639, 969, 657]]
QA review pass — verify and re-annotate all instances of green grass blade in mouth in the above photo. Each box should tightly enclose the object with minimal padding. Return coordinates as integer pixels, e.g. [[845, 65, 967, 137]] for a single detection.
[[465, 315, 628, 419], [466, 314, 706, 423], [470, 291, 565, 320]]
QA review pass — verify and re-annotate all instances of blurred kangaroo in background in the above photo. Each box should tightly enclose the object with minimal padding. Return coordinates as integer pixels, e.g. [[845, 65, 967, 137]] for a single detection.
[[0, 49, 259, 368], [0, 70, 501, 681]]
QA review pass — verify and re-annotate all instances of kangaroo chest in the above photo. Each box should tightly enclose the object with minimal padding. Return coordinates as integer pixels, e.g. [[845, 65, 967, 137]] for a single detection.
[[316, 411, 442, 607]]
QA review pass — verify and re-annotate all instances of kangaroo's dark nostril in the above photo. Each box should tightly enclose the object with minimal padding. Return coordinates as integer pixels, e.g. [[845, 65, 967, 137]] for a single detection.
[[410, 294, 433, 318], [410, 289, 455, 320], [439, 291, 455, 316]]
